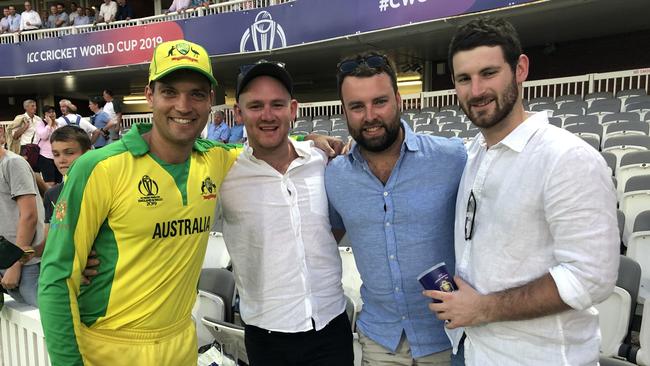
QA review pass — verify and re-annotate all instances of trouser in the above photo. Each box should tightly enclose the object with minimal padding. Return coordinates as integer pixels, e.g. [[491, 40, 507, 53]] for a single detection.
[[358, 329, 453, 366], [245, 311, 354, 366], [78, 317, 197, 366], [0, 263, 39, 307]]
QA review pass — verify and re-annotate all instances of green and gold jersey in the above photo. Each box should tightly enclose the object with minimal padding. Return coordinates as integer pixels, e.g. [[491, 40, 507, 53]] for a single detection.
[[38, 124, 240, 366]]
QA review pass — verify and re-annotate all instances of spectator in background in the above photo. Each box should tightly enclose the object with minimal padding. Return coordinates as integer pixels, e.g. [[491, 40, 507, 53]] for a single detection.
[[191, 0, 211, 9], [55, 2, 68, 27], [56, 99, 100, 145], [0, 131, 44, 308], [0, 8, 10, 33], [20, 1, 41, 31], [72, 6, 90, 25], [36, 106, 61, 189], [102, 89, 122, 141], [95, 0, 117, 24], [68, 2, 78, 25], [45, 5, 57, 28], [88, 96, 112, 148], [207, 110, 230, 143], [166, 0, 191, 13], [7, 6, 21, 33], [10, 100, 41, 169], [115, 0, 133, 21], [39, 8, 49, 28], [228, 117, 245, 143], [86, 7, 95, 23]]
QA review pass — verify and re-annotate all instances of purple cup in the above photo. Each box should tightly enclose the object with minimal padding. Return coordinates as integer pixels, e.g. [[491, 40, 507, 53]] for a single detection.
[[417, 262, 457, 303]]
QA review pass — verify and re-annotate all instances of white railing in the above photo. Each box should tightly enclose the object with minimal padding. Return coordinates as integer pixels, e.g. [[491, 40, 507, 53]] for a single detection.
[[0, 295, 50, 366], [523, 74, 591, 100], [298, 101, 342, 119], [592, 68, 650, 95], [0, 0, 294, 45]]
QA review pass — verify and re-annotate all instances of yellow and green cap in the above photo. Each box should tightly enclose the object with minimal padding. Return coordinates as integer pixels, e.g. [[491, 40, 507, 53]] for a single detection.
[[148, 39, 218, 86]]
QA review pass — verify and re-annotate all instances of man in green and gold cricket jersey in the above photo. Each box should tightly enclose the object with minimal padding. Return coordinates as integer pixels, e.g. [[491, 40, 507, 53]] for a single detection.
[[38, 40, 240, 366]]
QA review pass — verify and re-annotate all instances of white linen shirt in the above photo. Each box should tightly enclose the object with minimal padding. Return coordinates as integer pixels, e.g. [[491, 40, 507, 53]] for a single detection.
[[19, 10, 41, 30], [454, 112, 619, 366], [56, 114, 97, 136], [220, 139, 346, 332], [98, 1, 117, 22], [17, 113, 42, 146]]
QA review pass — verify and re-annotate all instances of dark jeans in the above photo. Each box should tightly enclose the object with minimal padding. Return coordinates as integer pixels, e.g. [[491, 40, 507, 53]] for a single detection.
[[245, 311, 354, 366]]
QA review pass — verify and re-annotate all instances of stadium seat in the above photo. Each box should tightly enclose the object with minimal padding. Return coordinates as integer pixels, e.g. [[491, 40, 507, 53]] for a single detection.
[[555, 94, 583, 107], [548, 117, 563, 128], [585, 91, 613, 105], [599, 357, 636, 366], [602, 136, 650, 168], [602, 152, 617, 175], [617, 88, 647, 99], [312, 129, 330, 136], [623, 96, 650, 111], [626, 210, 650, 305], [203, 232, 231, 269], [330, 129, 350, 141], [201, 317, 246, 364], [437, 116, 463, 125], [295, 116, 312, 124], [580, 135, 601, 151], [311, 115, 329, 123], [595, 286, 631, 357], [440, 122, 467, 133], [458, 129, 479, 141], [414, 112, 431, 124], [617, 210, 626, 242], [630, 296, 650, 364], [439, 105, 460, 113], [435, 110, 456, 118], [313, 119, 333, 131], [605, 122, 650, 144], [530, 102, 556, 113], [332, 119, 347, 130], [617, 255, 642, 345], [602, 112, 641, 125], [564, 115, 599, 127], [627, 101, 650, 119], [414, 124, 438, 134], [339, 246, 362, 330], [528, 97, 555, 108], [413, 117, 430, 130], [193, 268, 237, 346], [403, 108, 420, 118], [330, 114, 345, 122], [290, 125, 311, 135], [621, 176, 650, 248], [588, 99, 622, 121], [553, 101, 587, 118], [420, 106, 438, 116], [566, 123, 603, 143]]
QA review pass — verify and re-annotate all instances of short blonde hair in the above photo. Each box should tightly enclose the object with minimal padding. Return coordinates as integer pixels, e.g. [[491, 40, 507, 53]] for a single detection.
[[59, 99, 78, 113]]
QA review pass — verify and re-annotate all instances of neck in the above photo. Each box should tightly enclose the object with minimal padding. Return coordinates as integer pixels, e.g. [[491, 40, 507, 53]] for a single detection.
[[144, 130, 192, 165], [252, 139, 297, 174], [481, 104, 527, 148], [26, 112, 34, 118]]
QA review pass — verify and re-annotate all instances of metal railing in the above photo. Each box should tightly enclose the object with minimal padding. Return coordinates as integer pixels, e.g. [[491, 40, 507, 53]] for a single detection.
[[0, 0, 293, 45]]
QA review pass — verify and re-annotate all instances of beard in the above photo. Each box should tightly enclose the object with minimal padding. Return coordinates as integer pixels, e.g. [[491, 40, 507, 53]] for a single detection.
[[461, 77, 519, 130], [348, 110, 402, 153]]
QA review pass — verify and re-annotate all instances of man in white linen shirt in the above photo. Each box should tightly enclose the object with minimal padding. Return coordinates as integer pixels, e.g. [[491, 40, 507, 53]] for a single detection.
[[19, 1, 41, 31], [95, 0, 117, 24], [56, 99, 100, 145], [219, 60, 353, 366], [425, 16, 619, 366]]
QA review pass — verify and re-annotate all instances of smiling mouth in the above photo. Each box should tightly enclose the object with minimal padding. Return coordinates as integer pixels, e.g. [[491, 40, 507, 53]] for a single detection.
[[170, 117, 193, 125], [259, 125, 279, 132], [471, 98, 494, 108]]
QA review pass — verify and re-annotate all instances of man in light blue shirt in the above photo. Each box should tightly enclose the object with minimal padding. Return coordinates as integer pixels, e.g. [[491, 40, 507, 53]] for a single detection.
[[228, 118, 245, 143], [207, 110, 230, 143], [325, 53, 466, 365], [7, 6, 21, 33]]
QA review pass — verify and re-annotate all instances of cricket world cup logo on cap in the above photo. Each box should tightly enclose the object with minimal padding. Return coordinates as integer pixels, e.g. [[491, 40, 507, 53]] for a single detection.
[[240, 11, 287, 52]]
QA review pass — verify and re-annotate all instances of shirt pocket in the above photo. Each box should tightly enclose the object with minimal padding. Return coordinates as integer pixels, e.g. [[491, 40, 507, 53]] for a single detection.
[[304, 176, 328, 217]]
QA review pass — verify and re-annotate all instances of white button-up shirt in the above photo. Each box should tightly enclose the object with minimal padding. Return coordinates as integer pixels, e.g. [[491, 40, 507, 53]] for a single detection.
[[454, 112, 619, 365], [19, 10, 41, 31], [220, 139, 346, 332], [16, 113, 42, 146]]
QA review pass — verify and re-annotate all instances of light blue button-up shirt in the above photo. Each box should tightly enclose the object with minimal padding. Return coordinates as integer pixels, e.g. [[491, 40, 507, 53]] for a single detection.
[[325, 121, 466, 358], [228, 124, 245, 143], [207, 121, 230, 142]]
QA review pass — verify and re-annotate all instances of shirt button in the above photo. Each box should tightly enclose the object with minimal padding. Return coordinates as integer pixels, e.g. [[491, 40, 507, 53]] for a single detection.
[[389, 255, 395, 260], [385, 222, 390, 227], [395, 287, 400, 292], [402, 316, 406, 320], [383, 191, 389, 196]]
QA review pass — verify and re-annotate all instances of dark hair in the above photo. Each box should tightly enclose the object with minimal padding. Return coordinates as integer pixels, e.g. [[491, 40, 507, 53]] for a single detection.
[[103, 89, 114, 97], [447, 17, 522, 77], [50, 125, 92, 152], [43, 105, 56, 113], [336, 52, 398, 100], [89, 96, 105, 108]]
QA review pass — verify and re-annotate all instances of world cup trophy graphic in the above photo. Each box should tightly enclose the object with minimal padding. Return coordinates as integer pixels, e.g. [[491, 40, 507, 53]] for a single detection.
[[240, 11, 287, 52]]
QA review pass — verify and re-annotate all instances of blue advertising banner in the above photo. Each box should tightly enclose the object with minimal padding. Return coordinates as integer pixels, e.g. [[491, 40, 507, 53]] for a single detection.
[[0, 0, 535, 77]]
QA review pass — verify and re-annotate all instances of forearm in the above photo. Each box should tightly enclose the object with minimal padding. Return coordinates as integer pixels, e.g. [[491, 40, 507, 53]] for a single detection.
[[16, 199, 37, 248], [482, 273, 570, 323]]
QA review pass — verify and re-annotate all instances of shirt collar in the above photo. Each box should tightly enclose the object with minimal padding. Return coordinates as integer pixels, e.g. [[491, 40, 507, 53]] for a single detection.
[[243, 137, 310, 162], [349, 119, 417, 163], [121, 123, 216, 157], [483, 111, 547, 153]]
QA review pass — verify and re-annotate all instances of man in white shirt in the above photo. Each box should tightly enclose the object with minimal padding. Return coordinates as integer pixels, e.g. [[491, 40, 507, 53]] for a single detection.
[[95, 0, 117, 24], [10, 99, 42, 159], [219, 60, 353, 366], [425, 17, 619, 366], [19, 1, 40, 31], [56, 99, 100, 145]]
